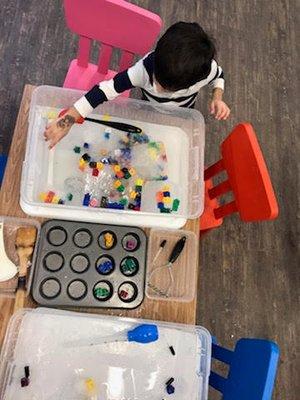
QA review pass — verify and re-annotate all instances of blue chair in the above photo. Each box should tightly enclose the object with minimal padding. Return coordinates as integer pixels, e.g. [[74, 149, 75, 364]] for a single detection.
[[0, 154, 7, 186], [210, 338, 280, 399]]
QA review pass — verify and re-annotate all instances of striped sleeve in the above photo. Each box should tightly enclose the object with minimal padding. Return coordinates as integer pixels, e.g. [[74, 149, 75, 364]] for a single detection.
[[209, 63, 225, 91], [73, 58, 148, 118]]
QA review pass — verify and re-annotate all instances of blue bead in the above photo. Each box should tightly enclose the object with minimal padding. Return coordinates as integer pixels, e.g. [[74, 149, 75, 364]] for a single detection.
[[166, 384, 175, 394], [83, 193, 90, 206]]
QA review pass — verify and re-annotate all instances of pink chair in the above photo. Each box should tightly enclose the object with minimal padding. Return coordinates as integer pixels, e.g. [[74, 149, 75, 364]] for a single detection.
[[63, 0, 162, 95]]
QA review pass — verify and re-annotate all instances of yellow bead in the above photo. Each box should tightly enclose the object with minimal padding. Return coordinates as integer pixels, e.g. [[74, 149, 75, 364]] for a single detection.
[[97, 162, 103, 170], [46, 110, 58, 119], [129, 167, 136, 176], [130, 191, 137, 199], [114, 165, 121, 172], [135, 178, 144, 186], [102, 113, 111, 121], [85, 378, 96, 394], [52, 196, 59, 204], [163, 197, 172, 204], [39, 192, 47, 202], [114, 180, 122, 188], [163, 185, 170, 191]]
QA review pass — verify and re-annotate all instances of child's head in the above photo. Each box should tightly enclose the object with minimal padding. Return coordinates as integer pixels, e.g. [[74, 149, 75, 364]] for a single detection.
[[154, 22, 216, 91]]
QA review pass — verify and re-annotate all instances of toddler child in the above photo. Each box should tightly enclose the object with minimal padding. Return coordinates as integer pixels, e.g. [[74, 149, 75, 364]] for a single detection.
[[45, 22, 230, 148]]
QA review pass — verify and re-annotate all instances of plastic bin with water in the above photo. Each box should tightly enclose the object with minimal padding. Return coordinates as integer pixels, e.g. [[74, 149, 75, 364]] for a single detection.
[[20, 86, 205, 228]]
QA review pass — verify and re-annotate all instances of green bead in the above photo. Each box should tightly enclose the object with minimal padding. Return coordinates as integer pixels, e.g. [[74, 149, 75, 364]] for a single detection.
[[73, 146, 81, 153], [94, 287, 109, 297], [67, 193, 73, 201], [117, 185, 125, 192], [172, 199, 180, 211], [120, 198, 128, 205], [160, 207, 171, 213]]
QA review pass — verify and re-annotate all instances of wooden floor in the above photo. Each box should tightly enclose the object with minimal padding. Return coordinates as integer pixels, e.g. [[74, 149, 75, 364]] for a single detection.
[[0, 0, 299, 398]]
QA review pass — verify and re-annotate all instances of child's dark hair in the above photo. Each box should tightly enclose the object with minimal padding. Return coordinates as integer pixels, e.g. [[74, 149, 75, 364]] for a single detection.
[[154, 22, 216, 91]]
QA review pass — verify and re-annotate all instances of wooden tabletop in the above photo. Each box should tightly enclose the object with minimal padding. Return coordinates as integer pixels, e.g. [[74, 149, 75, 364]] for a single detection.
[[0, 84, 199, 347]]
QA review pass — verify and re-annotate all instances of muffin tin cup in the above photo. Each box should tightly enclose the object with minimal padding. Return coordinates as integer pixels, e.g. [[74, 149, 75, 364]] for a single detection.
[[32, 220, 147, 309]]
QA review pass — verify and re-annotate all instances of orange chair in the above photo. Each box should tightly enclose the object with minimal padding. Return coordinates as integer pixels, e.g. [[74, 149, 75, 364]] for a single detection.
[[200, 123, 279, 233], [63, 0, 162, 93]]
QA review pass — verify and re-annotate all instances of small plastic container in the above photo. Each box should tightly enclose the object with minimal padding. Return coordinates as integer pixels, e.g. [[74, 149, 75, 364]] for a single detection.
[[146, 228, 198, 302], [20, 85, 205, 229], [0, 216, 40, 298], [0, 308, 211, 400]]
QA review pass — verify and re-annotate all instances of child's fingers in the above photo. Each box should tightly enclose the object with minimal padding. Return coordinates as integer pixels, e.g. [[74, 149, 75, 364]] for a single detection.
[[223, 109, 231, 120], [210, 102, 216, 115], [219, 109, 228, 120], [215, 106, 223, 120]]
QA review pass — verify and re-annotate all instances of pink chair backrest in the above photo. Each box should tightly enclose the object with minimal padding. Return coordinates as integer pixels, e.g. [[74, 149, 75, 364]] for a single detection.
[[64, 0, 162, 73]]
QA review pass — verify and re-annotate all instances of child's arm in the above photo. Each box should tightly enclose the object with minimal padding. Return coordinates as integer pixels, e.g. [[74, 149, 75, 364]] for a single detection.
[[208, 63, 230, 120], [44, 57, 148, 148]]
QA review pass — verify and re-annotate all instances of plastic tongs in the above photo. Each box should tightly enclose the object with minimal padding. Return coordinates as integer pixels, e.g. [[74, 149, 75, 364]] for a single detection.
[[58, 109, 142, 134], [148, 236, 187, 298]]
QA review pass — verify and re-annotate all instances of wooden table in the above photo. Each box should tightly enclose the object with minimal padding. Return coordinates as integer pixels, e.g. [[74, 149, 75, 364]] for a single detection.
[[0, 85, 199, 347]]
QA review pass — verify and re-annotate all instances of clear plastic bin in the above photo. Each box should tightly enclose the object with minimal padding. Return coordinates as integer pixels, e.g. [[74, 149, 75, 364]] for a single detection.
[[0, 216, 40, 298], [146, 228, 198, 302], [20, 85, 205, 229], [0, 308, 211, 400]]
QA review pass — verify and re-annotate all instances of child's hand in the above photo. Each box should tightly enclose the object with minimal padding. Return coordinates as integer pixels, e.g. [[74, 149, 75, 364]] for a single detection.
[[44, 107, 81, 149], [210, 100, 231, 120]]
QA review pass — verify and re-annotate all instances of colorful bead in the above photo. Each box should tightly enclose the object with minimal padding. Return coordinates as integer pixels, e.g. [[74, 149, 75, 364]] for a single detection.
[[114, 180, 122, 188], [73, 146, 81, 153], [39, 192, 47, 202], [92, 168, 99, 177], [117, 184, 125, 193], [83, 193, 90, 206], [52, 195, 59, 204], [116, 171, 124, 178], [67, 193, 73, 201], [90, 198, 99, 207], [100, 196, 108, 208], [45, 191, 55, 203], [102, 113, 111, 121], [130, 191, 137, 199], [172, 199, 180, 211], [89, 161, 97, 168], [82, 153, 91, 162], [135, 178, 144, 186], [163, 197, 172, 204], [83, 142, 89, 149]]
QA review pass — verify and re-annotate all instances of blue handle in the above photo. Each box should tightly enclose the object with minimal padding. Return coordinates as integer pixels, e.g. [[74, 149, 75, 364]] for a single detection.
[[127, 324, 159, 344]]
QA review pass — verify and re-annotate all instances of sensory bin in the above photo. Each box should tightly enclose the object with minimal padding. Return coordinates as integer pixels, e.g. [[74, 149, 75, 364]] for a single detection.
[[21, 86, 205, 228], [0, 309, 212, 400]]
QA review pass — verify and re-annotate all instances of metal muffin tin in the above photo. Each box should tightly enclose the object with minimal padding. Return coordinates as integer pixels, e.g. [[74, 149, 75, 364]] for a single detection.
[[31, 220, 147, 309]]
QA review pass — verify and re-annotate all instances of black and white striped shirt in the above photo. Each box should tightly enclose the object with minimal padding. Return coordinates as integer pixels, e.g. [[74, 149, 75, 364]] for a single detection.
[[74, 52, 225, 117]]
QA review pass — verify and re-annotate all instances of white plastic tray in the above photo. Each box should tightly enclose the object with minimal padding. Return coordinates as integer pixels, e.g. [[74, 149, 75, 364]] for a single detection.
[[0, 308, 211, 400]]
